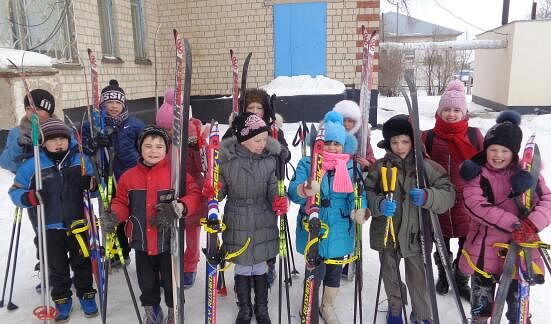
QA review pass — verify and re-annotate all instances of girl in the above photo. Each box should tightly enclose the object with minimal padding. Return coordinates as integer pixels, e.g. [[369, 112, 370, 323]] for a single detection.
[[421, 80, 483, 299], [365, 115, 455, 324], [288, 111, 368, 324], [459, 111, 551, 323]]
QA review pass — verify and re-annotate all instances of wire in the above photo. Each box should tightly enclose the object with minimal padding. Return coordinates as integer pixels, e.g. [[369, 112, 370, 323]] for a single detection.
[[27, 0, 71, 51]]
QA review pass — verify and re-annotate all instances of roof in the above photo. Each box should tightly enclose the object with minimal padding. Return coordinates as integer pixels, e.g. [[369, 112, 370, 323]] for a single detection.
[[382, 12, 462, 38]]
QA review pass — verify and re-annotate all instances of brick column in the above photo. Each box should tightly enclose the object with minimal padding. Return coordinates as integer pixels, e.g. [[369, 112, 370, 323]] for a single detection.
[[355, 0, 380, 88]]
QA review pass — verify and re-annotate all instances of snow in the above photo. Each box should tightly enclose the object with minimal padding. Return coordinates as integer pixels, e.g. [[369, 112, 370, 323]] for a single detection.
[[1, 93, 550, 323], [380, 39, 507, 51], [0, 48, 55, 69], [261, 75, 346, 96]]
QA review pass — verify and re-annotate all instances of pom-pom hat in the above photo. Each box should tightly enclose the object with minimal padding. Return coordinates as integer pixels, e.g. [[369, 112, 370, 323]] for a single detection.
[[437, 80, 467, 117], [100, 79, 126, 106], [232, 112, 270, 143], [483, 110, 523, 154]]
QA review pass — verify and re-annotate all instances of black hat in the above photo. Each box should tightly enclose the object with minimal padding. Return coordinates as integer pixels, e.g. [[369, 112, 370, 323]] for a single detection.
[[137, 125, 170, 153], [40, 117, 70, 143], [377, 114, 414, 149], [232, 112, 270, 143], [242, 88, 273, 124], [100, 79, 126, 106], [24, 89, 55, 115], [484, 110, 523, 154]]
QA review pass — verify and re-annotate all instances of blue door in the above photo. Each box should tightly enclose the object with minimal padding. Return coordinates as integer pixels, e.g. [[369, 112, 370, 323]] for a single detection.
[[273, 2, 327, 77]]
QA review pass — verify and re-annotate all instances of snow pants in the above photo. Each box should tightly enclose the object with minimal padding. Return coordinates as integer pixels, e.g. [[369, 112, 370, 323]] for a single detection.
[[471, 273, 520, 321], [184, 224, 200, 273], [135, 251, 173, 308]]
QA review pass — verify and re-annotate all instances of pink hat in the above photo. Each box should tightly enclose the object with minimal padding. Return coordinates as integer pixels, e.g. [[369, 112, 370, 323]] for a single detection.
[[437, 80, 467, 118], [156, 88, 175, 129]]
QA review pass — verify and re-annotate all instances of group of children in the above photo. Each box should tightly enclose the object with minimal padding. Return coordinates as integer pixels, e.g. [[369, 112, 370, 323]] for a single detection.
[[1, 78, 550, 324]]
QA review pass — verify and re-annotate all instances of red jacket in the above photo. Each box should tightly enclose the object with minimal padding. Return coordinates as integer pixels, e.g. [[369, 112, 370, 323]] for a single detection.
[[111, 156, 201, 255]]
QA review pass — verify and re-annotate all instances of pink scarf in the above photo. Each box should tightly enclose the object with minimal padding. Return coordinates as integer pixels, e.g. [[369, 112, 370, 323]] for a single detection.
[[321, 151, 353, 193]]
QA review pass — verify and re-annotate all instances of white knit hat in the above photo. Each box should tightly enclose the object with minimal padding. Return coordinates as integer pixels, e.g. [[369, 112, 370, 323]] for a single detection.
[[332, 100, 362, 135]]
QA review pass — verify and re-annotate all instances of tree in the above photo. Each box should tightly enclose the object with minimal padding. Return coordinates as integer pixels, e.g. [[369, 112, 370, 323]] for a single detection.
[[537, 0, 551, 18], [379, 48, 405, 97]]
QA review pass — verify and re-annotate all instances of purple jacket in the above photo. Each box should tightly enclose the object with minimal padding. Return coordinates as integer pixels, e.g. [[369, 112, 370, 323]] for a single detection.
[[459, 164, 551, 276]]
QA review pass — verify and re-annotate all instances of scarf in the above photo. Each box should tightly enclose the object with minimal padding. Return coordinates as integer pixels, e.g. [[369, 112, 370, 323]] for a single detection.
[[105, 107, 129, 129], [321, 151, 353, 193], [433, 114, 478, 161]]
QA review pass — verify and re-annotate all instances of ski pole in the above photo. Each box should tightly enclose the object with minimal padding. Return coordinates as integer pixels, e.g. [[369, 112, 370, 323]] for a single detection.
[[0, 207, 23, 310]]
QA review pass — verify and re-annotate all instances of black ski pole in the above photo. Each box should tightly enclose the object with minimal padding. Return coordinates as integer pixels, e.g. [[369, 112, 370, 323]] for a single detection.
[[6, 208, 22, 311], [284, 218, 299, 276], [0, 207, 22, 310], [0, 208, 19, 308]]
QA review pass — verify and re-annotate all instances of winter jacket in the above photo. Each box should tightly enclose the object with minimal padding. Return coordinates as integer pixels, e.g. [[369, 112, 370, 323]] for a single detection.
[[81, 116, 145, 179], [458, 164, 551, 276], [421, 128, 483, 237], [217, 136, 280, 266], [109, 156, 201, 255], [365, 151, 456, 258], [0, 117, 37, 173], [288, 156, 367, 259], [9, 141, 95, 229], [185, 138, 208, 227]]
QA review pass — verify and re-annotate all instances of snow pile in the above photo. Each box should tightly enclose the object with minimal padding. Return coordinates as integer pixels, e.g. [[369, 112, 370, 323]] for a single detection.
[[0, 48, 55, 69], [261, 75, 346, 96]]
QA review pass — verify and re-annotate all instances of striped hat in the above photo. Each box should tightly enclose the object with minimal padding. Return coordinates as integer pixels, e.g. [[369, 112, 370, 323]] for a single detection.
[[40, 118, 70, 142]]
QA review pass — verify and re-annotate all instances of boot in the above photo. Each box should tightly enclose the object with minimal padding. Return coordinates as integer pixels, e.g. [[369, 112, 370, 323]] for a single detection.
[[386, 308, 403, 324], [166, 307, 174, 324], [78, 291, 98, 317], [54, 297, 72, 323], [454, 261, 472, 301], [234, 275, 253, 324], [319, 286, 340, 324], [252, 274, 271, 324], [143, 305, 164, 324], [433, 252, 450, 295]]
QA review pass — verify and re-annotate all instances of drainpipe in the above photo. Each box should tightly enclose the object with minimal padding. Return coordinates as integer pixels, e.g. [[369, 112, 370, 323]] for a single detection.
[[502, 0, 510, 25]]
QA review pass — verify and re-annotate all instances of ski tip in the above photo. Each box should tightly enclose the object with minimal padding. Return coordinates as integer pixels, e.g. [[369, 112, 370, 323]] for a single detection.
[[230, 49, 234, 56], [173, 29, 178, 37], [87, 48, 92, 54]]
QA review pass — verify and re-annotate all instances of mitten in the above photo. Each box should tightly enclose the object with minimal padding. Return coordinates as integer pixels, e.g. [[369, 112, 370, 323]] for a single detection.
[[22, 189, 43, 207], [100, 210, 119, 233], [512, 219, 539, 243], [79, 175, 93, 191], [351, 208, 370, 224], [151, 201, 186, 230], [409, 188, 427, 207], [297, 180, 321, 198], [272, 196, 289, 215], [511, 170, 534, 197], [459, 160, 482, 181], [379, 199, 396, 217], [94, 133, 111, 148]]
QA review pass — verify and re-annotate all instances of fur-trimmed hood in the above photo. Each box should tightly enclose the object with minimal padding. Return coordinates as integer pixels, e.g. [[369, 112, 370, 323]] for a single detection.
[[219, 136, 281, 163]]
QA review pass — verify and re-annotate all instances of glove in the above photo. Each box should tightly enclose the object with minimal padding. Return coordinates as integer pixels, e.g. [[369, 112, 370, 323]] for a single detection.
[[272, 196, 289, 215], [22, 189, 43, 207], [17, 132, 33, 147], [409, 188, 427, 207], [379, 199, 396, 217], [100, 210, 119, 233], [88, 133, 111, 151], [150, 201, 186, 230], [80, 175, 93, 191], [351, 208, 370, 224], [512, 219, 540, 243], [297, 180, 320, 198]]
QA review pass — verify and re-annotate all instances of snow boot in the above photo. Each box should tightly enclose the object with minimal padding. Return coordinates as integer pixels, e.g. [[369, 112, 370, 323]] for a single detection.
[[235, 275, 253, 324], [252, 274, 271, 324], [143, 305, 164, 324], [386, 309, 403, 324], [266, 258, 276, 288], [434, 252, 450, 294], [183, 272, 196, 289], [319, 286, 340, 324], [454, 261, 472, 301], [166, 307, 174, 324], [78, 292, 98, 317], [54, 297, 72, 323]]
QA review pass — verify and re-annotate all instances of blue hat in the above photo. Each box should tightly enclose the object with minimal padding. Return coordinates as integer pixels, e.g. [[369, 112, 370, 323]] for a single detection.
[[322, 111, 358, 154]]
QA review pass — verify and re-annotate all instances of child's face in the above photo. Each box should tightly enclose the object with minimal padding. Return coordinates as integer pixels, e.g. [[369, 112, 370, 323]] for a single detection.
[[486, 144, 513, 169], [241, 131, 268, 155], [104, 101, 124, 117], [245, 102, 264, 119], [141, 136, 167, 166], [43, 137, 69, 152], [324, 141, 343, 154], [25, 107, 50, 122], [390, 135, 412, 159], [440, 107, 464, 123], [343, 118, 356, 132]]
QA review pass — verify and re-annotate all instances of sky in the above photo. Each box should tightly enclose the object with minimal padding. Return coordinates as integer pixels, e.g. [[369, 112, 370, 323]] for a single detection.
[[381, 0, 537, 39]]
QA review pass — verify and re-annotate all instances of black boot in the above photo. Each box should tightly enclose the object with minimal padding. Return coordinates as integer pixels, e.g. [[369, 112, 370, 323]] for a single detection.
[[454, 260, 472, 301], [234, 275, 253, 324], [252, 274, 271, 324], [434, 252, 449, 294]]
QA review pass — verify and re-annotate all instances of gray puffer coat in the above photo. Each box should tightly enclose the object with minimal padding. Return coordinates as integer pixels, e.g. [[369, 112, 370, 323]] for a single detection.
[[218, 136, 281, 265]]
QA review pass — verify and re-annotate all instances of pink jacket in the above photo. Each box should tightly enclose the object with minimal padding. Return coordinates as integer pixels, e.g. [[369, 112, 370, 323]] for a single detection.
[[459, 164, 551, 276]]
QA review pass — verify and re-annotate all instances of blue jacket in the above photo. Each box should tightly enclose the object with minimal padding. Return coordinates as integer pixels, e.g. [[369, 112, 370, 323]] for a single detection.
[[9, 141, 95, 229], [81, 116, 144, 179], [288, 156, 367, 259], [0, 126, 33, 173]]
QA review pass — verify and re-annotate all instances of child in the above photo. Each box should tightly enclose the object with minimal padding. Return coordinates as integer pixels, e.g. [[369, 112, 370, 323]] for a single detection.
[[421, 80, 483, 299], [213, 112, 287, 324], [82, 79, 145, 266], [99, 125, 201, 324], [288, 111, 368, 324], [156, 87, 207, 288], [458, 111, 551, 323], [9, 117, 98, 322], [364, 115, 456, 324]]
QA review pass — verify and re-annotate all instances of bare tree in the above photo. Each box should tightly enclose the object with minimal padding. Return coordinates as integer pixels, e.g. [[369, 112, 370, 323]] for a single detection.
[[537, 0, 551, 18], [423, 46, 438, 95], [379, 48, 405, 97], [435, 49, 459, 94]]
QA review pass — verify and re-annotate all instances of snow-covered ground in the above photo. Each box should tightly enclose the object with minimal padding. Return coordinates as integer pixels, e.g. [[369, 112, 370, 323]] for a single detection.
[[0, 93, 550, 323]]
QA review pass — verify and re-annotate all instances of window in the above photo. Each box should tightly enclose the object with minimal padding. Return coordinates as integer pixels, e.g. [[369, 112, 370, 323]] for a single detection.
[[130, 0, 147, 60], [98, 0, 118, 58]]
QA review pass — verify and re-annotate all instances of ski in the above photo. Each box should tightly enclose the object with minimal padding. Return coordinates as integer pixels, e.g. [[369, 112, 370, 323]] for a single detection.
[[171, 29, 192, 324], [300, 126, 325, 324], [230, 49, 239, 117], [490, 243, 519, 324], [402, 70, 468, 324], [239, 52, 253, 112], [358, 27, 378, 158]]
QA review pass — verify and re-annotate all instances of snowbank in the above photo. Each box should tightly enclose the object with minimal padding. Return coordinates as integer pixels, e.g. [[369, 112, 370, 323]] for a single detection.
[[261, 75, 346, 96], [0, 48, 55, 69]]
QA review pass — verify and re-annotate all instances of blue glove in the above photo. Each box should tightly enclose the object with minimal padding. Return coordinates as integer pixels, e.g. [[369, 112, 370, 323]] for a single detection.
[[409, 188, 426, 207], [379, 199, 396, 217]]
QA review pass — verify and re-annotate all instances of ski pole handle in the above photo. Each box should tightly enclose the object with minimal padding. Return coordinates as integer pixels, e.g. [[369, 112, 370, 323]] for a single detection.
[[381, 166, 388, 193]]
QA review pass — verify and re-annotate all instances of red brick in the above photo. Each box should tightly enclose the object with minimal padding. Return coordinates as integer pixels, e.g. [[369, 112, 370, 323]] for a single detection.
[[357, 14, 379, 22], [357, 1, 380, 9], [356, 64, 379, 73], [355, 52, 379, 60]]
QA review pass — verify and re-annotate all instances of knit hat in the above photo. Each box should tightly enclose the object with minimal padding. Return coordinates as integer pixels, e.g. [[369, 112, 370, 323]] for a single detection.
[[232, 112, 270, 143], [24, 89, 55, 116], [332, 100, 362, 135], [437, 80, 467, 118], [483, 110, 523, 154], [323, 111, 347, 145], [100, 79, 126, 106], [242, 88, 274, 125], [40, 117, 70, 142], [137, 125, 170, 153], [156, 87, 175, 129], [378, 114, 413, 149]]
